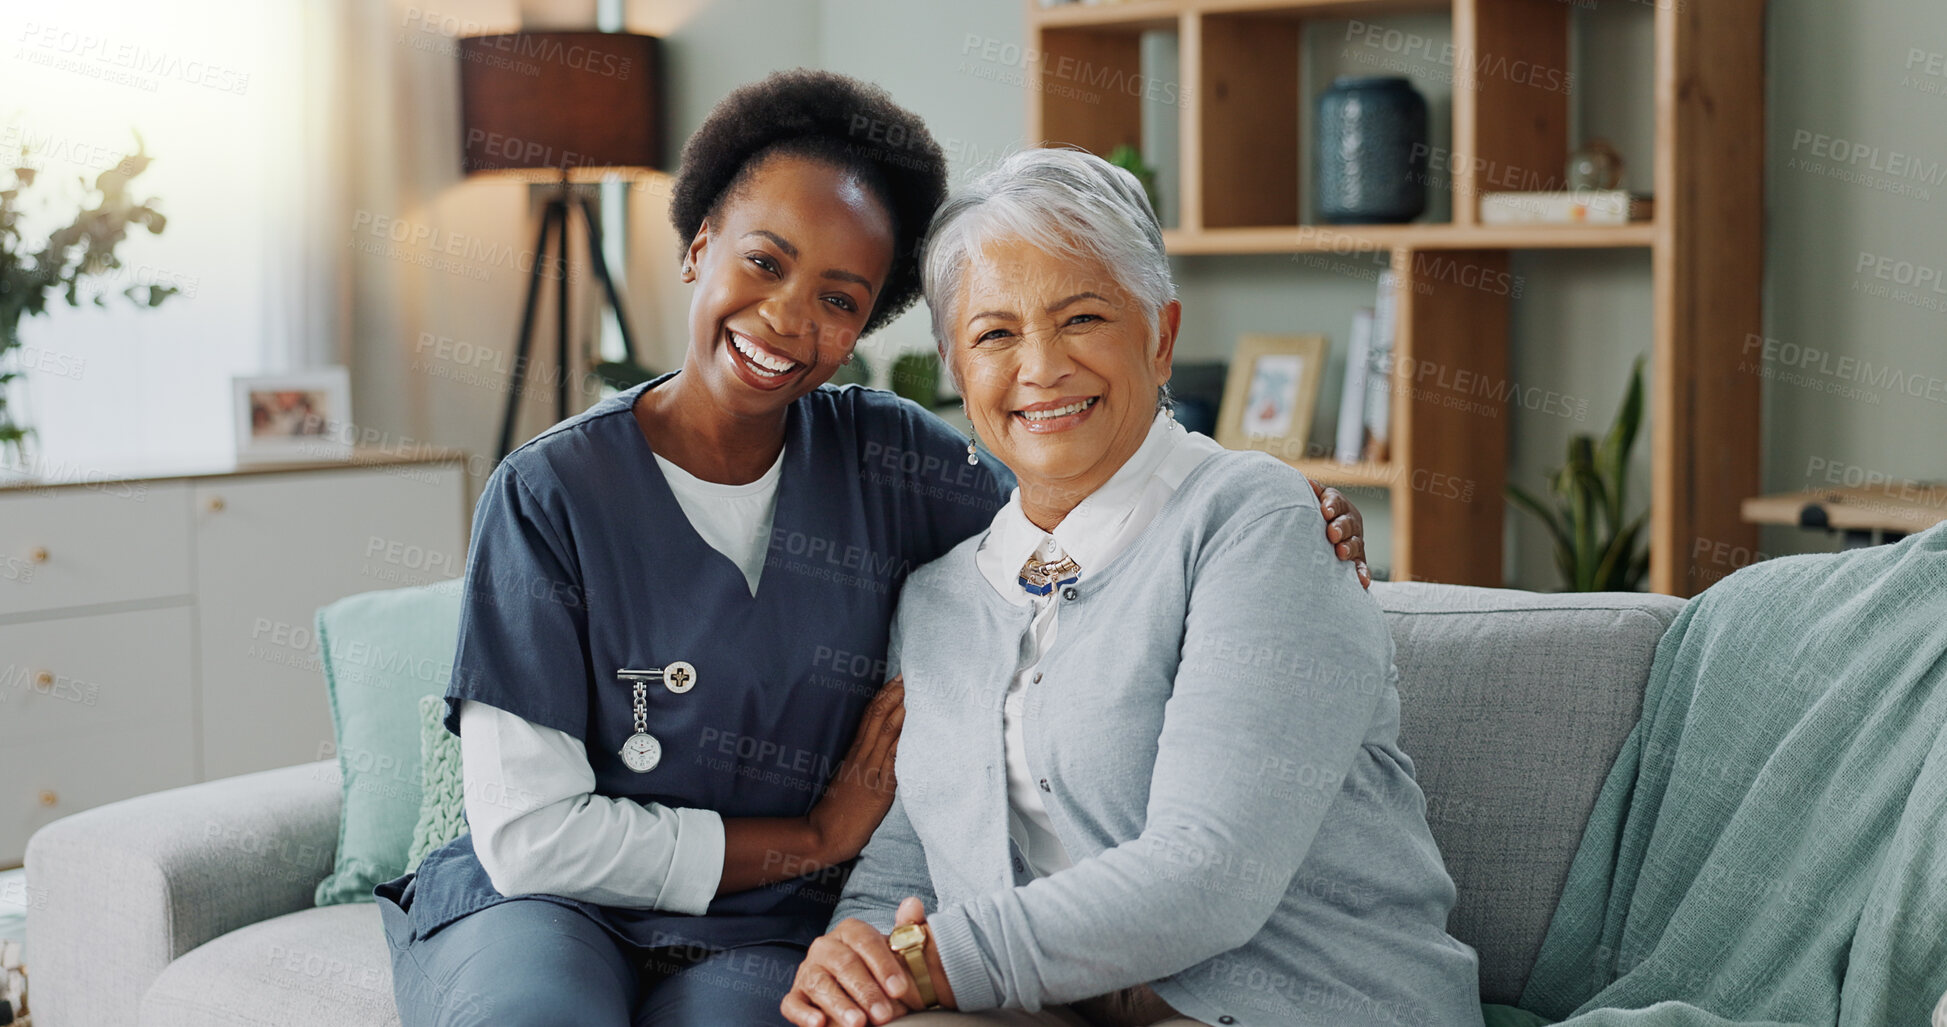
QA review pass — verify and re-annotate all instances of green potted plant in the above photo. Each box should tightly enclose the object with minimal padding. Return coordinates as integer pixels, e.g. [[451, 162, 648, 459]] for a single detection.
[[1107, 144, 1161, 216], [1507, 357, 1650, 592], [0, 137, 177, 466], [890, 350, 940, 408]]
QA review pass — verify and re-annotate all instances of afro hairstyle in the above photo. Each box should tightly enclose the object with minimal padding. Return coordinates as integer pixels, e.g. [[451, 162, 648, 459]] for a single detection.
[[669, 69, 947, 337]]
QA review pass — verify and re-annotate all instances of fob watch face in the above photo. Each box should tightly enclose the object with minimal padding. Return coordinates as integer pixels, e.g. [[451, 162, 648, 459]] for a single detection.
[[621, 732, 662, 772]]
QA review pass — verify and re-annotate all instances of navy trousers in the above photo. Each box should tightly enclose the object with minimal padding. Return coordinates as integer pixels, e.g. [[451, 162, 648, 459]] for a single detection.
[[379, 893, 799, 1026]]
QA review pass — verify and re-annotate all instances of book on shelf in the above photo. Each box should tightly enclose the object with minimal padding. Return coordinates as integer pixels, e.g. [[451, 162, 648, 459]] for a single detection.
[[1479, 190, 1654, 226], [1335, 308, 1373, 464], [1364, 270, 1398, 464]]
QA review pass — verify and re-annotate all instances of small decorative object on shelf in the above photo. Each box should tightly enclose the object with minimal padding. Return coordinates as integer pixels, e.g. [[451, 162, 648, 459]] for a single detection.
[[1107, 144, 1162, 217], [1364, 270, 1399, 462], [231, 368, 353, 464], [1480, 190, 1654, 226], [0, 136, 178, 472], [1567, 138, 1626, 191], [1507, 357, 1649, 592], [1217, 334, 1327, 460], [1334, 308, 1374, 464], [1314, 76, 1430, 225]]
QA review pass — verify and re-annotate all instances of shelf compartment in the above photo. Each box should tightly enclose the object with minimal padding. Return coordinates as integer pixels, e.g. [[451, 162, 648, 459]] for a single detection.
[[1390, 247, 1511, 585], [1029, 26, 1153, 157], [1450, 0, 1571, 224], [1194, 11, 1304, 229]]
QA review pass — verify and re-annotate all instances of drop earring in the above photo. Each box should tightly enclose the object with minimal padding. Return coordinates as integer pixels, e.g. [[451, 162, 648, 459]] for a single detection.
[[966, 431, 980, 466]]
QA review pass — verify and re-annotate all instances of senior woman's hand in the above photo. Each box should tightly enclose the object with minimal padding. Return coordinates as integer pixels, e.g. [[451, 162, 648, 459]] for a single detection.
[[1313, 480, 1371, 589], [784, 898, 954, 1027], [783, 918, 915, 1027]]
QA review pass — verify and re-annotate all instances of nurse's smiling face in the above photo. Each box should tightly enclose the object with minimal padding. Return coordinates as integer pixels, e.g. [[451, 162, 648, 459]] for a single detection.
[[680, 153, 896, 418]]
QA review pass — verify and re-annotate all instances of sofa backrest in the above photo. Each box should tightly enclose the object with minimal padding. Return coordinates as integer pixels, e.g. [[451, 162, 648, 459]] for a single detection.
[[1371, 582, 1684, 1005]]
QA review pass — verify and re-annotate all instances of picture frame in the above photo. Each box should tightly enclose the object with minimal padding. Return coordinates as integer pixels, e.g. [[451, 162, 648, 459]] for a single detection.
[[1216, 334, 1328, 460], [232, 368, 353, 463]]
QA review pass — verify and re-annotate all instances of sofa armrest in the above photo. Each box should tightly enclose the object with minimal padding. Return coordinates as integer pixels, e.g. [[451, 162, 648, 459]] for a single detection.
[[24, 760, 342, 1027]]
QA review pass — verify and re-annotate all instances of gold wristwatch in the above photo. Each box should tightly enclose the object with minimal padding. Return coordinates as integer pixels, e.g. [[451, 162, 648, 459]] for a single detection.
[[888, 924, 940, 1009]]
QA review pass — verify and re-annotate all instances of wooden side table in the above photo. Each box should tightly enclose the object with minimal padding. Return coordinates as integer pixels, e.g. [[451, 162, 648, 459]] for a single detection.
[[1742, 484, 1947, 548]]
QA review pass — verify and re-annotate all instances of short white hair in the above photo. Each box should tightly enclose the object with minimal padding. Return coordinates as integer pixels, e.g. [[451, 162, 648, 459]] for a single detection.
[[921, 147, 1176, 354]]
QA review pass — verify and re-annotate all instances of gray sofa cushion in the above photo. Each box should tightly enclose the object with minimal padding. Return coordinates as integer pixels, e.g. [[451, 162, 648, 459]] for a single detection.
[[1373, 582, 1683, 1006], [139, 903, 399, 1027]]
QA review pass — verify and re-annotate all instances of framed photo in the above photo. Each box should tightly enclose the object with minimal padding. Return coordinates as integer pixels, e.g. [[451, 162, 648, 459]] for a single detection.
[[232, 368, 352, 463], [1216, 334, 1328, 460]]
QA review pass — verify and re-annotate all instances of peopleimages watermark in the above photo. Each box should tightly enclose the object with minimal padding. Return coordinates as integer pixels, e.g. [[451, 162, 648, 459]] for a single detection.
[[398, 7, 632, 79], [13, 21, 251, 95], [1906, 47, 1947, 98], [1786, 129, 1945, 201], [958, 34, 1190, 108], [0, 124, 139, 175], [1343, 20, 1573, 96], [1803, 456, 1947, 512], [1850, 250, 1947, 314], [1740, 332, 1947, 405], [1410, 144, 1563, 195], [348, 210, 576, 284]]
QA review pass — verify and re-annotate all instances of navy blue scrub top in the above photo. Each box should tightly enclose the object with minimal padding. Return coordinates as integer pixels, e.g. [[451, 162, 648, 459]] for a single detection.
[[378, 376, 1009, 952]]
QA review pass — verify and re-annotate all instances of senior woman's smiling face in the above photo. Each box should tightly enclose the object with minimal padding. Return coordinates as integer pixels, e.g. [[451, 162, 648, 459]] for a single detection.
[[950, 235, 1180, 527]]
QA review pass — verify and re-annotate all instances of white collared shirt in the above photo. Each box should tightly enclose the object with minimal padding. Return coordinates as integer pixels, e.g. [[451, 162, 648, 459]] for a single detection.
[[974, 412, 1223, 877]]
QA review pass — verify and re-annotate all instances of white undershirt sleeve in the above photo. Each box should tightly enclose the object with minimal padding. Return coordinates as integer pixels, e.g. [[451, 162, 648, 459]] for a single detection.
[[459, 699, 726, 915]]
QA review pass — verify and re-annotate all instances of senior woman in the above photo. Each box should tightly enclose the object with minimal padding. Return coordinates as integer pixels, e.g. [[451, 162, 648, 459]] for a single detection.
[[782, 148, 1484, 1027]]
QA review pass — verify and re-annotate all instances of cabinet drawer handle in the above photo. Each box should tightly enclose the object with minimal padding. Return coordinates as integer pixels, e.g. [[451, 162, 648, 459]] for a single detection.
[[28, 546, 49, 564], [205, 496, 226, 513], [38, 790, 58, 807]]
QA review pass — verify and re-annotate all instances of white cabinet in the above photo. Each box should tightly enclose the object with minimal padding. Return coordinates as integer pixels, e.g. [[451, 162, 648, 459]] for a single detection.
[[192, 467, 467, 780], [0, 608, 197, 854], [0, 482, 191, 617], [0, 455, 468, 864]]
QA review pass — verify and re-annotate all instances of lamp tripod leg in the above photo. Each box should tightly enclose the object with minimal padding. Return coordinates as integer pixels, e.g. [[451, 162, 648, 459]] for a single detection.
[[496, 199, 565, 462], [574, 193, 645, 370], [555, 189, 572, 423]]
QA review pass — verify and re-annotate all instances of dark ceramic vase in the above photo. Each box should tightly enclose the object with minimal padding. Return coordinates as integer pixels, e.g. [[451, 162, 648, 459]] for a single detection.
[[1315, 76, 1430, 224]]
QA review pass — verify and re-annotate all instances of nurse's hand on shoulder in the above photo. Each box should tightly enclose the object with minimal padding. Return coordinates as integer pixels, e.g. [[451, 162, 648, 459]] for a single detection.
[[1314, 480, 1372, 590], [808, 676, 905, 865]]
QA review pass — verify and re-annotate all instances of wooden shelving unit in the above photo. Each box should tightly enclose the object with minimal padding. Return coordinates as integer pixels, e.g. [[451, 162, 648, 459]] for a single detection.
[[1025, 0, 1766, 596]]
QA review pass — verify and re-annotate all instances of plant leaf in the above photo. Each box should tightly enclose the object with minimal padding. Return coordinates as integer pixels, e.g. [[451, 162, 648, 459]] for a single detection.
[[1598, 357, 1646, 528], [1594, 510, 1649, 590]]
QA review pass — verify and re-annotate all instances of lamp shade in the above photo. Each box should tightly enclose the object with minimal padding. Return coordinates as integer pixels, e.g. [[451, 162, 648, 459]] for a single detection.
[[459, 31, 662, 178]]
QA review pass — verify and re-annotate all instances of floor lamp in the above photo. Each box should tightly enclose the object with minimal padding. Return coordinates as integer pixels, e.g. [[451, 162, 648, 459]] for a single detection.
[[458, 31, 663, 460]]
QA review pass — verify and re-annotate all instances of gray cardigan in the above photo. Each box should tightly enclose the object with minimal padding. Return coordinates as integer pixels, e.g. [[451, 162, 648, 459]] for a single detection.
[[834, 451, 1484, 1027]]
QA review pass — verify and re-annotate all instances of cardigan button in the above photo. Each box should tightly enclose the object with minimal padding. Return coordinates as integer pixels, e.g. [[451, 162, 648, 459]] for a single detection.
[[1061, 586, 1080, 601], [1218, 1018, 1236, 1025]]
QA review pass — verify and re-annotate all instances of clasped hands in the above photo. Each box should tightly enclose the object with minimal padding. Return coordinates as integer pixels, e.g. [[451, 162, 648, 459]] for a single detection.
[[783, 896, 956, 1027]]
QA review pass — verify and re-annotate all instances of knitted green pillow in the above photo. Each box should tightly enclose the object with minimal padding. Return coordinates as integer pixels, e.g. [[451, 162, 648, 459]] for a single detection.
[[406, 693, 467, 872]]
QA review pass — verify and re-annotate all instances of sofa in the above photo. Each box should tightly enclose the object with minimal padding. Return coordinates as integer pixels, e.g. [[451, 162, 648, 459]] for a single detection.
[[24, 582, 1687, 1027]]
